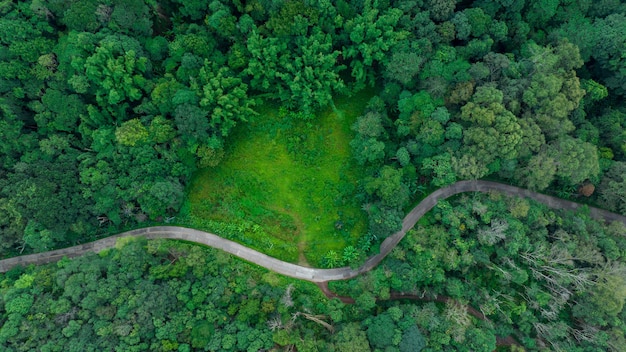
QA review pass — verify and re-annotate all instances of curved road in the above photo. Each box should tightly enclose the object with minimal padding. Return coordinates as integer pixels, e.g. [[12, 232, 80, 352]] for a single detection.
[[1, 180, 625, 281]]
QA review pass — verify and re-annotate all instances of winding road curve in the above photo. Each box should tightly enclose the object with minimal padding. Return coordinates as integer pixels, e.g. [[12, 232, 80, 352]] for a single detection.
[[1, 180, 625, 281]]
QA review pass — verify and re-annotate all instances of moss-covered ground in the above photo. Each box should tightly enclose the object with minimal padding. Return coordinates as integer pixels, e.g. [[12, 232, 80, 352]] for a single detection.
[[180, 91, 373, 266]]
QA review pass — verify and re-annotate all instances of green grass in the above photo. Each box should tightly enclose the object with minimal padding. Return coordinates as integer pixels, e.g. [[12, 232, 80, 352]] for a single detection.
[[180, 90, 374, 266]]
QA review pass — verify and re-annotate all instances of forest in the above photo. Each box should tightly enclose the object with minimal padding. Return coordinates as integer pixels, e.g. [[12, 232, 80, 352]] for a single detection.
[[1, 0, 626, 351]]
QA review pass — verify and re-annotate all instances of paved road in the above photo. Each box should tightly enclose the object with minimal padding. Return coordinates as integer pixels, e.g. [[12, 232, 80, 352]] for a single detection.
[[1, 180, 625, 282]]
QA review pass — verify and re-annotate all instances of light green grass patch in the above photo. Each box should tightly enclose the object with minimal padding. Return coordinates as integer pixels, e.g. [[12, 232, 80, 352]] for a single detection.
[[181, 91, 373, 265]]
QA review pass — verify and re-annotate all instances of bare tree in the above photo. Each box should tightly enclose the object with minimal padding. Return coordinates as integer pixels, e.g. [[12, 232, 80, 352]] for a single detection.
[[267, 316, 283, 331], [281, 284, 294, 308], [444, 300, 471, 343]]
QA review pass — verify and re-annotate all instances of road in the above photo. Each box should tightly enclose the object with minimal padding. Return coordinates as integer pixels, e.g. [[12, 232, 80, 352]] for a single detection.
[[1, 180, 625, 282]]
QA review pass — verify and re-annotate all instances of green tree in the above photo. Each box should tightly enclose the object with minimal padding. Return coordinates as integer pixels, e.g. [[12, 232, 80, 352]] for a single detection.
[[549, 136, 600, 185], [573, 264, 626, 327], [196, 60, 255, 137], [450, 153, 490, 180], [246, 28, 344, 113], [399, 325, 426, 352], [384, 49, 424, 87], [58, 0, 102, 32], [332, 323, 370, 352], [460, 85, 523, 166], [350, 112, 387, 166], [172, 0, 210, 20], [342, 0, 406, 89], [366, 312, 396, 350], [589, 14, 626, 95], [426, 0, 456, 22], [520, 41, 585, 139], [83, 35, 152, 118], [515, 153, 557, 191], [591, 109, 626, 159], [598, 162, 626, 214], [364, 166, 410, 209], [322, 250, 341, 268], [138, 180, 184, 220], [115, 119, 149, 147], [422, 153, 456, 187]]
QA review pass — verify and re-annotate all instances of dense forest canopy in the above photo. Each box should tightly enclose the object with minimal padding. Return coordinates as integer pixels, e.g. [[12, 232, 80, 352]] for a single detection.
[[1, 0, 626, 351]]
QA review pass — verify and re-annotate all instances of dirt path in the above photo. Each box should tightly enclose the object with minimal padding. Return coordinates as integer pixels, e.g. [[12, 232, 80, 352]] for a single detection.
[[297, 239, 309, 267], [4, 180, 608, 350], [316, 282, 522, 347], [2, 180, 625, 280], [315, 281, 355, 303], [290, 212, 310, 267], [0, 181, 608, 346]]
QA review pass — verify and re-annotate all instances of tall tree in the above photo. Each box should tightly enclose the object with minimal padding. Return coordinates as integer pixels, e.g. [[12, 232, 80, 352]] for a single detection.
[[246, 28, 344, 113], [342, 0, 406, 90]]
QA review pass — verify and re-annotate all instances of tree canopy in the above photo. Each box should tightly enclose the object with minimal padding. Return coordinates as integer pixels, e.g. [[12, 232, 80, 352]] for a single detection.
[[1, 0, 626, 350]]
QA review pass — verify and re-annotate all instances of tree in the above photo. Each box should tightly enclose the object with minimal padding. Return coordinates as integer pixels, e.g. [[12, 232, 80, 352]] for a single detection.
[[58, 0, 102, 32], [384, 49, 424, 86], [426, 0, 456, 22], [0, 102, 30, 168], [419, 46, 471, 98], [520, 41, 585, 139], [397, 90, 443, 137], [364, 166, 410, 209], [524, 0, 559, 29], [196, 60, 255, 137], [399, 324, 426, 352], [460, 85, 523, 166], [1, 152, 93, 252], [0, 1, 54, 105], [35, 90, 87, 133], [174, 104, 210, 145], [322, 250, 341, 268], [396, 147, 410, 167], [342, 246, 360, 265], [589, 14, 626, 96], [115, 119, 149, 147], [573, 264, 626, 327], [342, 0, 406, 89], [172, 0, 210, 20], [350, 111, 387, 166], [451, 153, 490, 180], [365, 204, 404, 240], [246, 27, 345, 113], [83, 35, 152, 118], [515, 153, 557, 191], [332, 323, 370, 352], [549, 136, 600, 185], [422, 153, 456, 187], [598, 162, 626, 214], [464, 327, 497, 352], [137, 180, 184, 220], [517, 118, 545, 159], [108, 0, 153, 37], [23, 221, 56, 252], [366, 312, 396, 350], [590, 109, 626, 159]]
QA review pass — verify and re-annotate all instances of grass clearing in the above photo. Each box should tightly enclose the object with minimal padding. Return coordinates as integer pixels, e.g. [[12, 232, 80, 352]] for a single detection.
[[180, 90, 373, 266]]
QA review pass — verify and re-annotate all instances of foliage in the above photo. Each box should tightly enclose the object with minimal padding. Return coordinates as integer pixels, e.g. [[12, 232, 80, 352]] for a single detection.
[[2, 0, 626, 350], [332, 193, 626, 351], [0, 239, 326, 351]]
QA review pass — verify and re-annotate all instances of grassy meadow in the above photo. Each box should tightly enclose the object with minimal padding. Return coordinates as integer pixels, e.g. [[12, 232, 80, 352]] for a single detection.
[[180, 91, 373, 266]]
